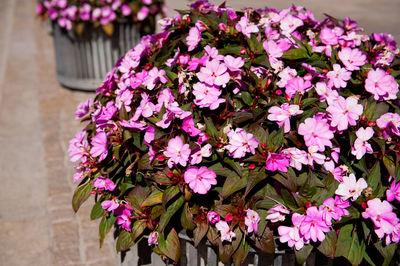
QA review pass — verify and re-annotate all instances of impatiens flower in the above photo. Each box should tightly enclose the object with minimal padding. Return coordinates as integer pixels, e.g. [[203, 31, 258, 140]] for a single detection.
[[184, 166, 217, 194], [263, 39, 283, 58], [365, 68, 399, 101], [362, 198, 399, 239], [320, 197, 350, 225], [351, 127, 374, 159], [376, 112, 400, 138], [116, 206, 132, 231], [93, 177, 116, 191], [164, 136, 191, 168], [144, 67, 167, 90], [216, 220, 236, 242], [207, 211, 220, 224], [338, 47, 366, 71], [68, 129, 89, 163], [265, 153, 290, 172], [197, 59, 230, 87], [186, 27, 201, 51], [267, 103, 303, 133], [115, 89, 133, 112], [282, 147, 309, 171], [320, 27, 339, 46], [335, 174, 368, 201], [387, 181, 400, 202], [245, 209, 260, 234], [192, 82, 226, 110], [75, 98, 92, 119], [326, 64, 351, 88], [190, 144, 212, 164], [285, 77, 312, 98], [235, 16, 258, 38], [299, 206, 330, 242], [278, 213, 305, 250], [101, 200, 120, 212], [224, 55, 244, 72], [277, 67, 297, 88], [182, 117, 201, 137], [327, 96, 363, 131], [132, 92, 155, 120], [137, 6, 149, 21], [306, 146, 326, 166], [148, 231, 158, 246], [280, 14, 303, 35], [298, 115, 334, 152], [266, 204, 290, 223], [314, 82, 339, 104], [225, 128, 259, 158], [90, 131, 108, 161]]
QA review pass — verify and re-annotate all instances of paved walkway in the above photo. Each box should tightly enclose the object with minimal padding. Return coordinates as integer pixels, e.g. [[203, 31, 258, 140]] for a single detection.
[[0, 0, 398, 266]]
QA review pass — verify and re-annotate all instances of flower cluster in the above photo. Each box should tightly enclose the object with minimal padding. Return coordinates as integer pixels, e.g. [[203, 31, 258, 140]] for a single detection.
[[36, 0, 165, 33], [70, 1, 400, 265]]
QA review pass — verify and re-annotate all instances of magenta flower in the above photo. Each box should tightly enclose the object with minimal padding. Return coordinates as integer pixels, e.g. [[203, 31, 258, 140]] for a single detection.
[[235, 16, 258, 38], [163, 136, 191, 168], [184, 166, 217, 194], [120, 119, 147, 130], [335, 174, 367, 201], [327, 96, 363, 131], [298, 115, 334, 152], [186, 27, 201, 51], [362, 198, 399, 239], [376, 112, 400, 138], [192, 82, 226, 110], [197, 59, 230, 87], [90, 131, 108, 161], [351, 127, 374, 160], [225, 128, 259, 158], [278, 213, 305, 250], [75, 98, 92, 119], [93, 177, 116, 191], [365, 68, 399, 101], [267, 103, 303, 133], [338, 47, 366, 71], [285, 77, 312, 98], [245, 209, 260, 234], [132, 93, 155, 120], [207, 211, 220, 224], [116, 207, 132, 231], [266, 204, 290, 223], [144, 67, 167, 90], [137, 6, 149, 21], [68, 129, 89, 163], [101, 200, 119, 212], [265, 153, 290, 172], [299, 206, 330, 242], [215, 220, 236, 242], [326, 64, 351, 88], [182, 117, 201, 137], [148, 231, 158, 246], [387, 181, 400, 202]]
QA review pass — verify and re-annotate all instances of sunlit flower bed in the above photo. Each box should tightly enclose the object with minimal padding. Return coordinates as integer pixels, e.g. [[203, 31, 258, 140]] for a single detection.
[[69, 0, 400, 264]]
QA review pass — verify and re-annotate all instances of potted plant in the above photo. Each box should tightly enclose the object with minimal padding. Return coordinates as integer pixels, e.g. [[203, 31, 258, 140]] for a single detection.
[[36, 0, 166, 91], [69, 0, 400, 265]]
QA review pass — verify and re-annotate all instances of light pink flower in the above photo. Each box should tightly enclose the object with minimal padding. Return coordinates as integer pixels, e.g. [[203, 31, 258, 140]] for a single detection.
[[282, 147, 309, 171], [306, 146, 326, 165], [280, 14, 303, 35], [148, 231, 158, 246], [68, 129, 89, 163], [207, 211, 220, 224], [137, 6, 149, 21], [245, 209, 260, 234], [144, 67, 167, 90], [132, 93, 155, 121], [387, 181, 400, 202], [190, 144, 212, 165], [263, 40, 283, 58], [119, 119, 147, 130], [278, 213, 305, 250], [299, 206, 330, 242], [320, 197, 350, 226], [267, 103, 303, 133], [285, 77, 312, 98], [266, 204, 290, 223], [338, 47, 366, 71], [184, 166, 217, 194], [326, 64, 352, 88], [93, 177, 116, 191], [197, 59, 230, 87], [102, 200, 119, 212], [215, 221, 236, 242], [225, 128, 259, 158], [314, 82, 339, 104], [335, 174, 367, 201], [75, 99, 92, 119], [265, 153, 290, 172], [186, 27, 201, 51], [163, 136, 191, 168], [90, 131, 108, 161], [192, 82, 226, 110], [277, 67, 297, 88], [235, 16, 259, 38], [298, 115, 334, 152], [224, 55, 244, 72], [365, 68, 399, 101], [327, 96, 363, 131], [320, 27, 339, 46], [351, 127, 374, 159]]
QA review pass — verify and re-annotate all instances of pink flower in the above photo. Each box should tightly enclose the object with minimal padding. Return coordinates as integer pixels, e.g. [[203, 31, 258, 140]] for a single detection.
[[278, 213, 305, 250], [299, 206, 330, 242], [285, 77, 312, 98], [282, 147, 309, 171], [197, 59, 230, 87], [115, 89, 133, 112], [267, 103, 303, 133], [144, 67, 167, 90], [192, 82, 226, 110], [68, 129, 89, 163], [263, 40, 283, 58], [351, 127, 374, 160], [245, 209, 260, 234], [137, 6, 149, 21], [163, 136, 191, 168], [186, 27, 201, 51], [327, 96, 363, 131], [280, 15, 303, 35], [266, 204, 290, 223], [190, 144, 212, 165], [147, 231, 158, 246], [116, 207, 132, 231], [265, 153, 290, 172], [326, 64, 352, 88], [225, 128, 259, 158], [320, 197, 349, 225], [224, 55, 244, 72], [338, 47, 366, 71], [90, 131, 108, 161], [320, 27, 339, 46], [306, 146, 325, 166], [387, 181, 400, 202], [235, 16, 258, 38], [132, 93, 155, 120], [75, 98, 92, 119], [119, 119, 147, 130], [182, 117, 201, 137], [184, 166, 217, 194], [277, 67, 297, 88], [315, 82, 339, 104], [207, 211, 220, 224], [365, 68, 399, 101], [335, 174, 367, 201], [376, 112, 400, 138], [298, 115, 334, 152], [215, 221, 236, 242], [102, 200, 119, 212], [362, 198, 399, 239], [93, 177, 116, 191]]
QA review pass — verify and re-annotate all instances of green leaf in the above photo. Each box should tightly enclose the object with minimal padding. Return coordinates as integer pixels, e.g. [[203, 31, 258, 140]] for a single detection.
[[335, 223, 365, 265], [90, 201, 104, 220], [317, 230, 337, 258], [241, 91, 253, 106], [281, 189, 298, 210], [245, 171, 267, 196], [367, 162, 381, 191], [374, 241, 397, 266], [162, 186, 180, 207], [222, 155, 242, 177], [159, 196, 185, 232], [193, 220, 208, 247], [294, 244, 313, 264], [158, 228, 181, 262], [131, 219, 147, 243], [99, 213, 116, 247], [204, 117, 218, 139], [141, 189, 163, 207], [181, 202, 196, 230], [125, 185, 149, 214], [282, 47, 310, 60], [72, 182, 92, 212], [232, 239, 250, 266], [221, 174, 247, 199], [232, 112, 253, 124], [383, 155, 396, 177], [116, 230, 134, 252], [254, 226, 275, 253]]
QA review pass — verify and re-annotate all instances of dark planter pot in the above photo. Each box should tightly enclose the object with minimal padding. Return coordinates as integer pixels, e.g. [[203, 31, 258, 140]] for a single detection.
[[51, 21, 142, 91]]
